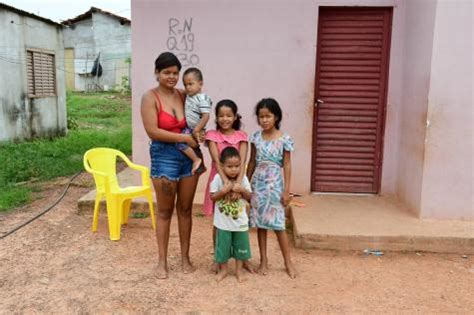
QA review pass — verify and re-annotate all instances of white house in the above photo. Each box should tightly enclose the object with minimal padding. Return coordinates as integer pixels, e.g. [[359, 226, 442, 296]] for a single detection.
[[62, 7, 131, 92], [0, 2, 67, 142]]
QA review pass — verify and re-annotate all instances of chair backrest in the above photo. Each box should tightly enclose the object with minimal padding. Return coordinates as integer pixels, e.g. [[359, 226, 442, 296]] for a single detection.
[[83, 148, 122, 193]]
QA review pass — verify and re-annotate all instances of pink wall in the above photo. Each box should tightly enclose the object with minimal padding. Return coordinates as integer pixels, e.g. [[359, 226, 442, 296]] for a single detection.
[[132, 0, 320, 194], [396, 0, 437, 215], [420, 0, 473, 219]]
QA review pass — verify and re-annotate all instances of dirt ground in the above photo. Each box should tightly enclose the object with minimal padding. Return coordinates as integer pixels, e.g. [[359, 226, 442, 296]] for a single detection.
[[1, 173, 473, 314]]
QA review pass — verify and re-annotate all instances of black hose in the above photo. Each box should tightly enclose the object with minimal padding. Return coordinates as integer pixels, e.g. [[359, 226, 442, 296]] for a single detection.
[[0, 171, 83, 240]]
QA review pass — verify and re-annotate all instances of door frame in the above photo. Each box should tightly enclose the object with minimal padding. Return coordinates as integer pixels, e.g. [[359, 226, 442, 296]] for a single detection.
[[310, 6, 393, 193]]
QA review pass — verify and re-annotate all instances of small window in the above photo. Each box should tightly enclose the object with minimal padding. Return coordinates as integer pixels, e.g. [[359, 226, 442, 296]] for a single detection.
[[26, 50, 56, 97]]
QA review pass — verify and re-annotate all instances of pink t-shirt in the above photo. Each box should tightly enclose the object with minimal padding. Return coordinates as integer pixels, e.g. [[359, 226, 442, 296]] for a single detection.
[[205, 129, 248, 154], [202, 129, 248, 216]]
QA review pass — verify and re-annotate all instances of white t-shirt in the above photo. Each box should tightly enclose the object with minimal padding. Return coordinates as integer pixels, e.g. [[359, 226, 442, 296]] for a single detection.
[[210, 174, 251, 232]]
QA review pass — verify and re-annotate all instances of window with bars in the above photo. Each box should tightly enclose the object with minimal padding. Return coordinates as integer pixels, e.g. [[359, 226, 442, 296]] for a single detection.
[[26, 50, 56, 97]]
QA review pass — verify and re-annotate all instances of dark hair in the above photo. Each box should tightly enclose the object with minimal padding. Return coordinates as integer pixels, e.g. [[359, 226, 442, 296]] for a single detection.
[[220, 147, 240, 164], [215, 99, 242, 131], [154, 52, 182, 72], [183, 67, 203, 81], [255, 98, 282, 130]]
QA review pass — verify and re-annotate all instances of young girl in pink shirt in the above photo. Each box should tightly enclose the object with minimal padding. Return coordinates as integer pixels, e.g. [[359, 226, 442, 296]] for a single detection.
[[204, 99, 252, 273]]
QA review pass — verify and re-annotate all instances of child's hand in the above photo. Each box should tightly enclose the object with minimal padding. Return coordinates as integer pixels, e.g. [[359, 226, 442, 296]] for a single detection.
[[222, 181, 233, 194], [192, 130, 205, 143], [199, 130, 206, 142], [227, 191, 242, 202], [281, 191, 292, 207], [232, 183, 243, 193], [185, 135, 198, 148]]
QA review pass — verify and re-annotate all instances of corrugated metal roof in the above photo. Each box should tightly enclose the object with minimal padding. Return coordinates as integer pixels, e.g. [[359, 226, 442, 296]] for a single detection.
[[0, 2, 61, 27], [61, 7, 130, 26]]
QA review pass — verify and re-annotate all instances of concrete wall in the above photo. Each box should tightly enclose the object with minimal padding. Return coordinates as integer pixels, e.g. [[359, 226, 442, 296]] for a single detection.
[[0, 9, 66, 142], [62, 13, 131, 91], [396, 0, 438, 215], [63, 18, 95, 91], [92, 13, 131, 90], [420, 0, 473, 219]]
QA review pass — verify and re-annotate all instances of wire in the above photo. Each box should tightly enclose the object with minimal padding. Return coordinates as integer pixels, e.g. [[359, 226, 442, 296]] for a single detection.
[[0, 170, 83, 240], [0, 56, 132, 75]]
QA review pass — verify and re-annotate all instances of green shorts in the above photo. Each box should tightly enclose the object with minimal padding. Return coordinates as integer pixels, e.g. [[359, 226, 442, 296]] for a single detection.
[[215, 228, 251, 263]]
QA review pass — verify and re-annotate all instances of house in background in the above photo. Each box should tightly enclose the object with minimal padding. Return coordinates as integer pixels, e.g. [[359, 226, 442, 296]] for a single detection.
[[0, 3, 67, 142], [61, 7, 131, 92], [131, 0, 472, 220]]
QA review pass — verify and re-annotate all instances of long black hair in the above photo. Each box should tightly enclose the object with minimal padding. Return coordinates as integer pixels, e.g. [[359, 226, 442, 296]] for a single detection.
[[215, 99, 242, 131], [255, 98, 282, 130]]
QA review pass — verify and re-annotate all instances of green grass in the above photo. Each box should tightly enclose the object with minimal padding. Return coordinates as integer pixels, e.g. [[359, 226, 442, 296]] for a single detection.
[[0, 91, 131, 212]]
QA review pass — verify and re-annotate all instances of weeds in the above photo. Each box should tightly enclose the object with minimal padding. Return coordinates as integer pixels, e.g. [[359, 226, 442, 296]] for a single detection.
[[0, 91, 131, 211]]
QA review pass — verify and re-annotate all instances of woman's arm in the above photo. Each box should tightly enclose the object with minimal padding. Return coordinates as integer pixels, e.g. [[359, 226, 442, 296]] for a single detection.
[[246, 143, 256, 180], [208, 141, 228, 182], [236, 141, 248, 183], [281, 150, 292, 206], [140, 91, 197, 146]]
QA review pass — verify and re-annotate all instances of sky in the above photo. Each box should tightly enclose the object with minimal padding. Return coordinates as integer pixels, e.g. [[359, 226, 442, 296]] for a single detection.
[[2, 0, 131, 22]]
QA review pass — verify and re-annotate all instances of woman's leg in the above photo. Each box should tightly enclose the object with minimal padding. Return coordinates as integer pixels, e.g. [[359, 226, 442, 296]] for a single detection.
[[152, 178, 178, 279], [257, 228, 269, 275], [176, 173, 199, 273], [274, 230, 297, 279]]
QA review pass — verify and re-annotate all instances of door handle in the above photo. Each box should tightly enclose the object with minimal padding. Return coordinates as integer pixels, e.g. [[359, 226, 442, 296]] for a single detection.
[[315, 99, 324, 107]]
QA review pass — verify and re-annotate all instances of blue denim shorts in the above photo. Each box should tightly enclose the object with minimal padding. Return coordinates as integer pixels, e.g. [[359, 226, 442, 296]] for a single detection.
[[150, 140, 193, 181], [150, 140, 205, 181]]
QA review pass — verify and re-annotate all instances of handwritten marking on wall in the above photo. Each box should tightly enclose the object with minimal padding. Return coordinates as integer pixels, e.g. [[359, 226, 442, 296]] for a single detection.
[[166, 18, 199, 67]]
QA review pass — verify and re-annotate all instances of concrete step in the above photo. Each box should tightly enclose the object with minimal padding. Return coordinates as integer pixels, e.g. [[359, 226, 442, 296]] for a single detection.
[[291, 194, 474, 254]]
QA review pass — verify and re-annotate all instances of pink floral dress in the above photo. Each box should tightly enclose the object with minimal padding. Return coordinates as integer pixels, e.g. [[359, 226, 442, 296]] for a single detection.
[[203, 129, 248, 216]]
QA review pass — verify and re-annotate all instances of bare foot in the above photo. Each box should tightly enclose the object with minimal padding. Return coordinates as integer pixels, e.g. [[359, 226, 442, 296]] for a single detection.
[[157, 262, 168, 279], [285, 262, 298, 279], [256, 263, 269, 275], [236, 272, 246, 283], [182, 259, 196, 274], [191, 158, 202, 175], [216, 269, 228, 282], [210, 261, 218, 274], [243, 260, 255, 273]]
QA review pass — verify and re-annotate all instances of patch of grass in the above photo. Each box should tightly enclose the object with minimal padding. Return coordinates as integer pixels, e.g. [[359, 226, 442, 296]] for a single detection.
[[130, 212, 149, 219], [0, 185, 31, 212], [0, 91, 131, 212]]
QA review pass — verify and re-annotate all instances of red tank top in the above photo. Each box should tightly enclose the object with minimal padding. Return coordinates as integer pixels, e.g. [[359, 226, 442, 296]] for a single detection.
[[153, 90, 186, 133]]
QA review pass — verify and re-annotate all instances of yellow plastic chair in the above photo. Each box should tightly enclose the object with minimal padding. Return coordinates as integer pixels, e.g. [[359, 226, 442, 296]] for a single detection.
[[83, 148, 156, 240]]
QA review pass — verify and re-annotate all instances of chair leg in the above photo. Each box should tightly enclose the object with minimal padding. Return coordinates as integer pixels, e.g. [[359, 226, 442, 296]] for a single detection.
[[106, 196, 121, 241], [147, 193, 156, 231], [122, 199, 132, 225], [92, 194, 102, 232]]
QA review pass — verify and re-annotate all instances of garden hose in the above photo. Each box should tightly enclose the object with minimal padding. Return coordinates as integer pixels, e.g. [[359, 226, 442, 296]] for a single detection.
[[0, 170, 82, 240]]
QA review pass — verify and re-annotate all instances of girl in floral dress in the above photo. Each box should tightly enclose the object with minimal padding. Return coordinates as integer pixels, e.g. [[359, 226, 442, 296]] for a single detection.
[[247, 98, 297, 278]]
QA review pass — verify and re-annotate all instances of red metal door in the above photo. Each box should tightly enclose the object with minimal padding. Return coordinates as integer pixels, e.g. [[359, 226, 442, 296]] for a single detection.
[[311, 7, 392, 193]]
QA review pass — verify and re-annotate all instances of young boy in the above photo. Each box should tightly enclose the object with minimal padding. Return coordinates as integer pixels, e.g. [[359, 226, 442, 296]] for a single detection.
[[210, 147, 252, 282], [179, 67, 212, 174]]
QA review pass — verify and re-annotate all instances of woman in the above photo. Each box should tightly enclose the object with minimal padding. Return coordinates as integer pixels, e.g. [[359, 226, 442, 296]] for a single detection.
[[141, 52, 203, 279]]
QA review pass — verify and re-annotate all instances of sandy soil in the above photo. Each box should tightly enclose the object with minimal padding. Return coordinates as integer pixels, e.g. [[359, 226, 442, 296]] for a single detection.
[[0, 173, 473, 313]]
